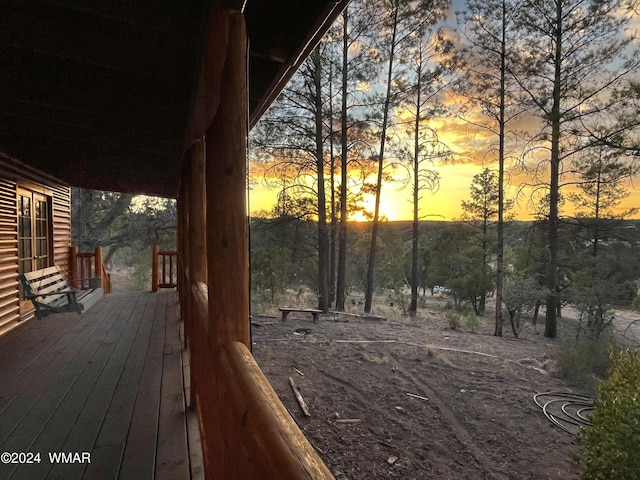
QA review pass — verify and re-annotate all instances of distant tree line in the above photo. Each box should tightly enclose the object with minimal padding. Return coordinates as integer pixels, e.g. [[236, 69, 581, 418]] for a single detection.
[[251, 214, 640, 331]]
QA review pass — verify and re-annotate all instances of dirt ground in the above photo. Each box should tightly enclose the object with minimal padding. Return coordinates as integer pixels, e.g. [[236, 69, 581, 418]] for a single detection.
[[251, 298, 597, 480]]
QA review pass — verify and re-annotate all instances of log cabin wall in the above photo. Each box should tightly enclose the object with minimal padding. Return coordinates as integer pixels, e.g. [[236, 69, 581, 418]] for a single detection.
[[51, 186, 72, 274], [0, 177, 19, 335], [0, 154, 72, 334]]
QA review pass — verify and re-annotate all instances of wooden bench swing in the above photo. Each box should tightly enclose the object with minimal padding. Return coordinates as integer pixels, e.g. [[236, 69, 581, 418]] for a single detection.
[[20, 266, 104, 320]]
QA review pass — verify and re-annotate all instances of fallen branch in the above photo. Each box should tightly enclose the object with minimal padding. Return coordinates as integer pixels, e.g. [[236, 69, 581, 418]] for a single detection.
[[406, 392, 428, 401], [333, 339, 500, 359], [335, 418, 361, 424], [289, 376, 311, 417], [292, 367, 305, 376]]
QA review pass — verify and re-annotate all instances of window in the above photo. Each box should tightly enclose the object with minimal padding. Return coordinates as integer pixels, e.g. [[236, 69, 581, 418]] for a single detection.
[[18, 188, 52, 292]]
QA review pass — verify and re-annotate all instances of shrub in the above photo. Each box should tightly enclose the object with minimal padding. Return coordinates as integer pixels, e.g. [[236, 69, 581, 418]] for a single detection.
[[464, 312, 480, 332], [444, 310, 462, 330], [556, 331, 615, 391], [577, 349, 640, 480], [443, 304, 476, 331], [386, 285, 409, 315]]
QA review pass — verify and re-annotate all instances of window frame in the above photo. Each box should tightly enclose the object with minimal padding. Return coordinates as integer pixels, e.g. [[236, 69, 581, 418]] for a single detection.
[[17, 185, 54, 308]]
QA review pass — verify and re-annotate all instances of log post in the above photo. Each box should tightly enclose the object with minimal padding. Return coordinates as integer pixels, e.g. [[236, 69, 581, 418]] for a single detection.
[[187, 140, 207, 409], [152, 244, 159, 292], [205, 10, 249, 348], [204, 9, 249, 479], [177, 171, 187, 339], [188, 141, 207, 291]]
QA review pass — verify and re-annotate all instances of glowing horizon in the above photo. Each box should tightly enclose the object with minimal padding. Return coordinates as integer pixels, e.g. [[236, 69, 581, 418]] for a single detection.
[[248, 158, 640, 222]]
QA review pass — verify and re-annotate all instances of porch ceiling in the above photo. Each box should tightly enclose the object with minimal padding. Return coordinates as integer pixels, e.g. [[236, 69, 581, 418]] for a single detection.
[[0, 0, 348, 198]]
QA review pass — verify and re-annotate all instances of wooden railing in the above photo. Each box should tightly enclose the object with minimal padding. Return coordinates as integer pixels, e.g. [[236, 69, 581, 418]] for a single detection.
[[188, 283, 333, 479], [151, 244, 177, 292], [69, 246, 111, 293]]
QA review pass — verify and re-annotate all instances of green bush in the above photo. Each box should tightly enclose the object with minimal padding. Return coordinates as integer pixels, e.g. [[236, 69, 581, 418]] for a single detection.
[[577, 349, 640, 480], [464, 312, 480, 332], [444, 310, 461, 330], [443, 303, 477, 331], [556, 332, 615, 390]]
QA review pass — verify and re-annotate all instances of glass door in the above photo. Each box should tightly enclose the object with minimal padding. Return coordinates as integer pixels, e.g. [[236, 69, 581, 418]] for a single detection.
[[18, 188, 52, 306]]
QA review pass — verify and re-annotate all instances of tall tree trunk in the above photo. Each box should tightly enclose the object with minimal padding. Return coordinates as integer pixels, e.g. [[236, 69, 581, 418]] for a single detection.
[[544, 0, 563, 339], [312, 50, 330, 312], [494, 0, 507, 337], [409, 60, 422, 317], [592, 168, 601, 258], [364, 1, 399, 314], [480, 220, 488, 316], [335, 9, 349, 311], [329, 64, 337, 307]]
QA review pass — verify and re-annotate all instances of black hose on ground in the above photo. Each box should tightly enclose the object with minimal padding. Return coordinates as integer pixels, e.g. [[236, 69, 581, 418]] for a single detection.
[[533, 391, 595, 435]]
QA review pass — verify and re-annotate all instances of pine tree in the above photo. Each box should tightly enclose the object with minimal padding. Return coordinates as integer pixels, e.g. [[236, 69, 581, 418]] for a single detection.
[[513, 0, 640, 337]]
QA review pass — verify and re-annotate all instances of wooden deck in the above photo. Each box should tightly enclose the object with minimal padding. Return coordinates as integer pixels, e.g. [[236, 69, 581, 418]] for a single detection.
[[0, 290, 200, 480]]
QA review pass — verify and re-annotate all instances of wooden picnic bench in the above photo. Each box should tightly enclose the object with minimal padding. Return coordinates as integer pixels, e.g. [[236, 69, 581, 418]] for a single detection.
[[279, 307, 323, 324], [20, 266, 104, 320]]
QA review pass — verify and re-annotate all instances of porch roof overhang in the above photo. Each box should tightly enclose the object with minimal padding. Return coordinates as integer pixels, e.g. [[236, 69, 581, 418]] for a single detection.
[[0, 0, 348, 198]]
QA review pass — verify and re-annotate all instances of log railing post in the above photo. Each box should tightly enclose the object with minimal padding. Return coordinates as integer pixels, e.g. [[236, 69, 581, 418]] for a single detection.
[[162, 252, 167, 286], [152, 244, 159, 292]]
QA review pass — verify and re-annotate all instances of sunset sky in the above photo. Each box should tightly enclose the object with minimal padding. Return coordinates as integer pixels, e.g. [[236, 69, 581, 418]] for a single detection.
[[247, 2, 640, 222], [249, 160, 482, 221], [249, 106, 640, 221]]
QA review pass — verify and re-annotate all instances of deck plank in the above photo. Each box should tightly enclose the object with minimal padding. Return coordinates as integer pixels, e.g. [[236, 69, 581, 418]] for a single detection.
[[155, 292, 189, 480], [84, 291, 166, 480], [117, 292, 168, 480], [0, 291, 191, 480]]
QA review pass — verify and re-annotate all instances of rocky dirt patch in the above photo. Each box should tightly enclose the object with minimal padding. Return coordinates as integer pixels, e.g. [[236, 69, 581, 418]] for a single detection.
[[252, 301, 586, 480]]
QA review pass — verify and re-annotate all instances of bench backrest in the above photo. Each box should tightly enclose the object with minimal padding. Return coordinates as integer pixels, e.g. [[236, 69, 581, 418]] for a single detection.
[[21, 266, 70, 298]]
